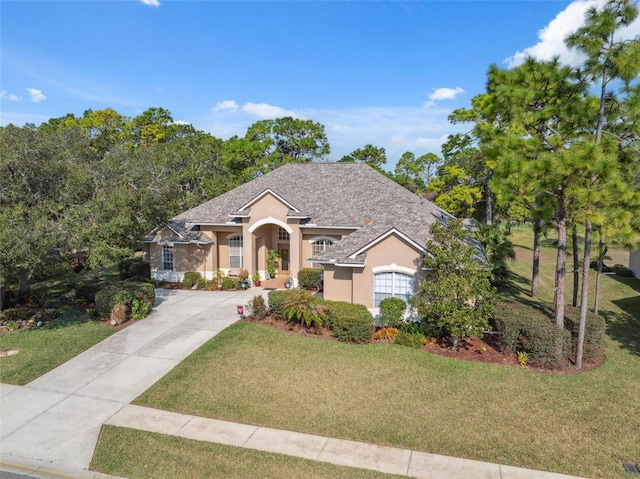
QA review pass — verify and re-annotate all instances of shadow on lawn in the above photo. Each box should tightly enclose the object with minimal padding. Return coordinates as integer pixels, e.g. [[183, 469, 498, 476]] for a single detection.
[[602, 306, 640, 357], [500, 270, 533, 298], [599, 274, 640, 357]]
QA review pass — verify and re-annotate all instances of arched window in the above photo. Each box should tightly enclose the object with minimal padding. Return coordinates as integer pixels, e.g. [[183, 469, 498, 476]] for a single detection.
[[374, 272, 414, 307], [229, 236, 243, 269], [310, 238, 334, 267], [278, 227, 290, 241]]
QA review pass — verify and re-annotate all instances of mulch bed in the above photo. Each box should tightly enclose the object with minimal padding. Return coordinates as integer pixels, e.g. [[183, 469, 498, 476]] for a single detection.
[[240, 315, 605, 374]]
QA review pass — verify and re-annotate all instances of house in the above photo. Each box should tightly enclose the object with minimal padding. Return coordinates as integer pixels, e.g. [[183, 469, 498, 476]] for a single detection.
[[630, 247, 640, 279], [143, 162, 463, 309]]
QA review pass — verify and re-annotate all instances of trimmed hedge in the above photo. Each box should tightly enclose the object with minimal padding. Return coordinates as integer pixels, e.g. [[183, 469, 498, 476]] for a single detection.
[[325, 301, 374, 344], [378, 297, 406, 328], [95, 281, 155, 319], [564, 306, 606, 361], [118, 257, 151, 280], [492, 299, 571, 369], [268, 290, 292, 320], [297, 268, 323, 290], [182, 272, 203, 289]]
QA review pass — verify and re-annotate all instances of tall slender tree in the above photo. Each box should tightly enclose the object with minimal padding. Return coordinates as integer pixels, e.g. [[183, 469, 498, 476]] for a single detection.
[[566, 0, 640, 368]]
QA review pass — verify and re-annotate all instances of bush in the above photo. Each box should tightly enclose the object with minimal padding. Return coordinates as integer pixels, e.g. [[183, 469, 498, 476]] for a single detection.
[[95, 281, 155, 319], [110, 303, 127, 324], [373, 327, 399, 340], [325, 301, 374, 343], [297, 268, 323, 290], [394, 322, 425, 349], [222, 276, 238, 290], [268, 290, 292, 320], [247, 295, 268, 321], [282, 289, 327, 329], [615, 267, 634, 277], [564, 306, 606, 361], [492, 300, 571, 369], [75, 278, 102, 303], [118, 257, 151, 280], [182, 272, 203, 289], [378, 297, 406, 328]]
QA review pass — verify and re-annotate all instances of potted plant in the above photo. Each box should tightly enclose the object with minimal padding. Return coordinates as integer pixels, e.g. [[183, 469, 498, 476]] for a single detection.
[[267, 249, 279, 279], [252, 272, 261, 286]]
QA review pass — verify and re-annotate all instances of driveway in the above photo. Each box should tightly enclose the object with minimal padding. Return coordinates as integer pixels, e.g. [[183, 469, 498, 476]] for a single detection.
[[0, 288, 261, 470]]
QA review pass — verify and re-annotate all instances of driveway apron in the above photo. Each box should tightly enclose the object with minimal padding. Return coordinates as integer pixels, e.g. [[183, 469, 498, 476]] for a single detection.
[[0, 289, 257, 470]]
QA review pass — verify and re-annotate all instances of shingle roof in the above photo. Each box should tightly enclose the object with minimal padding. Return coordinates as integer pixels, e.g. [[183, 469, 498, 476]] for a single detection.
[[168, 162, 459, 263]]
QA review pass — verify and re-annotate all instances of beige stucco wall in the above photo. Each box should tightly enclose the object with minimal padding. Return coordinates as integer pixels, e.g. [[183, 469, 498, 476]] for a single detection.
[[630, 248, 640, 279], [322, 233, 423, 309], [323, 265, 354, 303]]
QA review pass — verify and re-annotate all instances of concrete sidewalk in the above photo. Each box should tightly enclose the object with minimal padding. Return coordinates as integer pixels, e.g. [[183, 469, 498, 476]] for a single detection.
[[2, 288, 587, 479], [104, 404, 585, 479]]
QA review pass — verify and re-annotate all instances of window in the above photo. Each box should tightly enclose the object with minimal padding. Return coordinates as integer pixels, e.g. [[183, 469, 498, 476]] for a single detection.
[[162, 246, 174, 271], [229, 236, 243, 269], [374, 272, 414, 307], [278, 227, 290, 241], [311, 239, 334, 267]]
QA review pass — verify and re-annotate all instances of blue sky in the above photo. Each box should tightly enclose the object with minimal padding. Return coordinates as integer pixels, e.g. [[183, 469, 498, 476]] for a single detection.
[[2, 0, 639, 168]]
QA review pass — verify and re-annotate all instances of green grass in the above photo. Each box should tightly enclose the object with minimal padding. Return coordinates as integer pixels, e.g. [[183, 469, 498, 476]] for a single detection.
[[130, 224, 640, 479], [0, 306, 113, 384], [91, 426, 404, 479]]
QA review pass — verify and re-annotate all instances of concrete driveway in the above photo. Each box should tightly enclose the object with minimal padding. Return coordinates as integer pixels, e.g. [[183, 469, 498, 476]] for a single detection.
[[0, 288, 260, 470]]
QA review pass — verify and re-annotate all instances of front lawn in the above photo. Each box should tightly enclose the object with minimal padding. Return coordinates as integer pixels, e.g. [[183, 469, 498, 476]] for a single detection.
[[0, 306, 114, 385], [129, 226, 640, 479], [91, 426, 403, 479]]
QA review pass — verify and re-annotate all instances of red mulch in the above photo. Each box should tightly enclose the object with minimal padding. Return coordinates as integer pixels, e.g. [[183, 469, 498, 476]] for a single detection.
[[240, 315, 605, 374]]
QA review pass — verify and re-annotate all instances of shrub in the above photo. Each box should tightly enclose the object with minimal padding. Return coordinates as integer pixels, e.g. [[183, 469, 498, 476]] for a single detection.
[[325, 301, 374, 344], [238, 268, 249, 282], [247, 295, 268, 321], [110, 303, 128, 324], [222, 276, 237, 290], [297, 268, 323, 290], [75, 279, 102, 303], [378, 297, 406, 328], [182, 272, 203, 289], [394, 322, 425, 349], [373, 327, 399, 341], [196, 276, 207, 289], [615, 267, 634, 277], [118, 257, 150, 280], [132, 298, 152, 320], [95, 281, 155, 319], [564, 306, 606, 361], [281, 289, 327, 329], [268, 290, 292, 320], [492, 299, 571, 369]]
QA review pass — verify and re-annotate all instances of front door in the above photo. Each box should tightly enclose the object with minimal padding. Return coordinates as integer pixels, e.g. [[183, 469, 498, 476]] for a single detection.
[[279, 247, 289, 274]]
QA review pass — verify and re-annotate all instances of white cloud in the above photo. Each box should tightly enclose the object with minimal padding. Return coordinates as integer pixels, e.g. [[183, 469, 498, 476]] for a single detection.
[[423, 87, 464, 107], [0, 90, 21, 101], [241, 102, 299, 119], [506, 0, 640, 67], [140, 0, 160, 6], [26, 88, 46, 103], [428, 87, 465, 102], [212, 100, 239, 112]]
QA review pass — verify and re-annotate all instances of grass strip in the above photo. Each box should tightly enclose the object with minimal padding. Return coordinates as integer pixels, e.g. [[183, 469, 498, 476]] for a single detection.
[[91, 425, 404, 479]]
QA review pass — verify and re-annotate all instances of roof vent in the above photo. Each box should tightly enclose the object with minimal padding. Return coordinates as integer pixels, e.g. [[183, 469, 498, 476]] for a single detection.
[[364, 219, 373, 226]]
